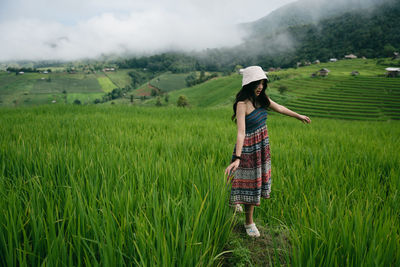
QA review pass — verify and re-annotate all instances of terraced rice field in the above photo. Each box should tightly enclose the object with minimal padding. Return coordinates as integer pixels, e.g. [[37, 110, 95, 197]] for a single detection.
[[272, 76, 400, 120], [149, 72, 188, 92], [0, 72, 105, 106]]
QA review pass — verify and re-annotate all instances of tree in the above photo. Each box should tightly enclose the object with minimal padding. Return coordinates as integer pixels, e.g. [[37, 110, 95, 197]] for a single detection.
[[151, 88, 158, 97], [185, 72, 197, 87], [177, 95, 189, 107], [383, 44, 396, 57], [62, 90, 68, 104], [73, 99, 81, 105], [278, 85, 288, 95], [156, 97, 162, 107], [164, 94, 169, 103], [199, 71, 205, 82], [234, 64, 243, 73]]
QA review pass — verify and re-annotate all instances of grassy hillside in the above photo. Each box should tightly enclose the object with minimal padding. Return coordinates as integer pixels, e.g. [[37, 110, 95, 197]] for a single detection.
[[166, 74, 239, 107], [157, 59, 400, 121], [1, 59, 399, 120], [130, 72, 188, 97], [103, 69, 133, 88], [149, 72, 187, 92]]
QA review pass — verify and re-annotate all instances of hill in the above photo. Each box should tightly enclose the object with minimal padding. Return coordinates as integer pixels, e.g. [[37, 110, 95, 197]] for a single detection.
[[242, 0, 382, 38], [199, 0, 400, 70], [131, 72, 188, 97], [1, 59, 400, 121], [152, 59, 400, 121]]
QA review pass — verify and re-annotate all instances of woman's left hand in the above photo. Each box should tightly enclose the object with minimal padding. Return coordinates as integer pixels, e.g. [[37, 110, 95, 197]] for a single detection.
[[298, 114, 311, 124], [225, 160, 240, 181]]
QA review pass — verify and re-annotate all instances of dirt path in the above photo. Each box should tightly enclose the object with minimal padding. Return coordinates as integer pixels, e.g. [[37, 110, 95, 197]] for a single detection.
[[221, 216, 291, 266]]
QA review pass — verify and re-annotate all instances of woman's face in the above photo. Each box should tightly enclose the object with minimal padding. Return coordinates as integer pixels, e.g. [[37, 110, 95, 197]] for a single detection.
[[254, 80, 264, 96]]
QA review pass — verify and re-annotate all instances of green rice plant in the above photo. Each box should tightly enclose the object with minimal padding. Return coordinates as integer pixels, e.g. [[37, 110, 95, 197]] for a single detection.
[[257, 115, 400, 266], [1, 96, 400, 266], [0, 105, 235, 266]]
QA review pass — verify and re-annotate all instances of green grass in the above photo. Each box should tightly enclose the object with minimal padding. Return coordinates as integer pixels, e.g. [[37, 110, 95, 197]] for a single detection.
[[0, 105, 399, 266], [149, 72, 188, 92], [103, 70, 133, 88], [66, 93, 105, 104], [156, 74, 240, 107], [97, 75, 117, 93]]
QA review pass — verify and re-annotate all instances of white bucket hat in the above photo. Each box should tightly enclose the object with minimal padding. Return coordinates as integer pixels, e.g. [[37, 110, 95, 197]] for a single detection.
[[241, 66, 269, 87]]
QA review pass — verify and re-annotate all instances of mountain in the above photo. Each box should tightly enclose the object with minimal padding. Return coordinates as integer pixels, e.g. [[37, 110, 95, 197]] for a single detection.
[[11, 0, 398, 73], [219, 0, 400, 69], [241, 0, 384, 38]]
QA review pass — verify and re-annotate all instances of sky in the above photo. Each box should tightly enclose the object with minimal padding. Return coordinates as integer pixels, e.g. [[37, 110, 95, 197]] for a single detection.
[[0, 0, 297, 61]]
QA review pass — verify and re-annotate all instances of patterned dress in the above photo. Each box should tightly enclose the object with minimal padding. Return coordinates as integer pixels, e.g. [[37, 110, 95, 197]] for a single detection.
[[229, 107, 272, 206]]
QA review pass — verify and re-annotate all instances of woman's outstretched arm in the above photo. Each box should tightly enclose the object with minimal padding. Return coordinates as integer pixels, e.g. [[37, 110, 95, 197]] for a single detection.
[[268, 97, 311, 123]]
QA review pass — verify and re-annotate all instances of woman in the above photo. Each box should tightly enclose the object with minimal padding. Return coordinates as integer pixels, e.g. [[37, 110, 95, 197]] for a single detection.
[[225, 66, 311, 237]]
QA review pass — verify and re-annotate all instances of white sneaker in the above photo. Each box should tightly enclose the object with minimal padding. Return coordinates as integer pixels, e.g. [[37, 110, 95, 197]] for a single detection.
[[234, 204, 243, 213], [244, 223, 260, 237]]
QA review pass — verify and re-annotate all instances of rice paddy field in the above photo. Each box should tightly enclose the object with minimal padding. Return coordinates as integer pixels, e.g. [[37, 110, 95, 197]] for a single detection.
[[0, 72, 116, 106], [1, 105, 399, 266]]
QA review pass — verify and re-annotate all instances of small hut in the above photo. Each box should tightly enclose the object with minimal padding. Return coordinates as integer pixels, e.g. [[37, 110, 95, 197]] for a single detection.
[[313, 60, 320, 64], [345, 54, 357, 59], [385, 67, 400, 77], [330, 58, 337, 62], [319, 68, 330, 77], [103, 68, 115, 72]]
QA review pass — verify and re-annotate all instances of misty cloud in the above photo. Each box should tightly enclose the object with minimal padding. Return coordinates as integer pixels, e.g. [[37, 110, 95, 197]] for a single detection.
[[0, 0, 297, 61], [0, 13, 238, 61]]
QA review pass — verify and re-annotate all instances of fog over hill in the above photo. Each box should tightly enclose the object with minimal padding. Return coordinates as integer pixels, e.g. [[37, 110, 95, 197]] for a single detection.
[[0, 0, 296, 62], [0, 0, 396, 65], [242, 0, 384, 37], [224, 0, 399, 69]]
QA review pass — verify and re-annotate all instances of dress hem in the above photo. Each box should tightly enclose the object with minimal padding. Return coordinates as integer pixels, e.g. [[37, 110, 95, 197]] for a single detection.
[[229, 196, 271, 207]]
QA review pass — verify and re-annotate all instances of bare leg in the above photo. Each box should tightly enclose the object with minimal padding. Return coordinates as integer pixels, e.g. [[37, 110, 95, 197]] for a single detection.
[[244, 205, 254, 225]]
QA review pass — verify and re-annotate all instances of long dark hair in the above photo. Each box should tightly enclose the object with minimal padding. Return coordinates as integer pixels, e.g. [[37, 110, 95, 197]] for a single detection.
[[232, 79, 270, 121]]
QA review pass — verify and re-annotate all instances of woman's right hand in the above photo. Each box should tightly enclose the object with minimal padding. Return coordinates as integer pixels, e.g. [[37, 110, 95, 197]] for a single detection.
[[297, 114, 311, 124], [225, 159, 240, 181]]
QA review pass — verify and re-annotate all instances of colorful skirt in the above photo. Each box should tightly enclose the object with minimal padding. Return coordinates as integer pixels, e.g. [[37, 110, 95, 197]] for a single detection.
[[229, 125, 272, 206]]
